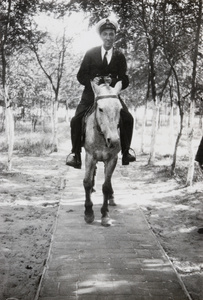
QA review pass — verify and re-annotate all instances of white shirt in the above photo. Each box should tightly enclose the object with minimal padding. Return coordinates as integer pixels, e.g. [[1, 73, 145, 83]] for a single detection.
[[101, 46, 113, 64]]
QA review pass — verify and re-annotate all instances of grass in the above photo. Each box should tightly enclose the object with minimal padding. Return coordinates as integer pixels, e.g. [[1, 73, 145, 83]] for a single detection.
[[0, 132, 53, 156], [0, 120, 70, 156], [0, 114, 202, 183]]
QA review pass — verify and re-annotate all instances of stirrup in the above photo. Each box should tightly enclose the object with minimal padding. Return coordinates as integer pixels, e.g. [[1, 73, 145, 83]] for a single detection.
[[122, 148, 136, 165], [128, 148, 136, 158], [123, 148, 136, 158], [66, 153, 81, 169]]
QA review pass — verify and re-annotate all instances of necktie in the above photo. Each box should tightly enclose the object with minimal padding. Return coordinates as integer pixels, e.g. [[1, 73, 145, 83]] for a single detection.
[[103, 51, 108, 68]]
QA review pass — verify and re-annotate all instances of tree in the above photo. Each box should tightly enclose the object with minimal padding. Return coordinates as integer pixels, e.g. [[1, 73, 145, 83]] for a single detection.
[[160, 0, 191, 174], [186, 0, 202, 186], [7, 48, 51, 131], [29, 30, 71, 151], [0, 0, 76, 167], [0, 0, 69, 168], [1, 0, 15, 170]]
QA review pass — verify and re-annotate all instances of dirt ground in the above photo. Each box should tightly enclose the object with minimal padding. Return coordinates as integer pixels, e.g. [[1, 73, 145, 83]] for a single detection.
[[0, 152, 66, 300], [118, 156, 203, 300], [0, 149, 203, 300]]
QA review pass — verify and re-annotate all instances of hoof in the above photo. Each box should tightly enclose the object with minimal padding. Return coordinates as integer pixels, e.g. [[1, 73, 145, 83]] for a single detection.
[[109, 198, 116, 206], [84, 213, 95, 224], [101, 217, 112, 227]]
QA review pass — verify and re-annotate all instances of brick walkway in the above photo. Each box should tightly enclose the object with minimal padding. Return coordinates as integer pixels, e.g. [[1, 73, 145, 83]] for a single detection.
[[36, 162, 191, 300]]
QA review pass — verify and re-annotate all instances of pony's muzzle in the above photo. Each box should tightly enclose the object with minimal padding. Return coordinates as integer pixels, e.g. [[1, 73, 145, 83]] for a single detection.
[[106, 136, 120, 148]]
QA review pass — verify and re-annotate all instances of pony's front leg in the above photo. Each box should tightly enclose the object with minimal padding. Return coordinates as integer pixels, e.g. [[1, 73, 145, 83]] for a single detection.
[[83, 153, 97, 224], [101, 157, 118, 226]]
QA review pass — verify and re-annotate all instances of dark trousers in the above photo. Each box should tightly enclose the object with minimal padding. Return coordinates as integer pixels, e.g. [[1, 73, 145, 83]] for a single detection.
[[70, 100, 134, 155]]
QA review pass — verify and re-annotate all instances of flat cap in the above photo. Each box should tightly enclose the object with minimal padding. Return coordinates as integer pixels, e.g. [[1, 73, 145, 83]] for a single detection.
[[96, 17, 119, 35]]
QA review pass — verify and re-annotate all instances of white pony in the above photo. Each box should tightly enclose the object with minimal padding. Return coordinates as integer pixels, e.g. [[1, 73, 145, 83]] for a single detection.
[[83, 81, 122, 226]]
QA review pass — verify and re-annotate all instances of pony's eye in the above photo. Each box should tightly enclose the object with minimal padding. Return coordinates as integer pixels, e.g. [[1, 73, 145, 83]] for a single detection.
[[99, 108, 103, 112]]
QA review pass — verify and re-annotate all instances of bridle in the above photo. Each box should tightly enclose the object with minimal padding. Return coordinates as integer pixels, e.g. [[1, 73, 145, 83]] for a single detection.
[[95, 95, 118, 101], [94, 94, 119, 136]]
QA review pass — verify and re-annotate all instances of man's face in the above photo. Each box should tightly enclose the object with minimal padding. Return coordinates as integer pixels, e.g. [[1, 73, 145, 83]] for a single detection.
[[100, 29, 116, 50]]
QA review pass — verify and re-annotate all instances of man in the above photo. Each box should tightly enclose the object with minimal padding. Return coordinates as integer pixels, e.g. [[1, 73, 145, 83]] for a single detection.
[[195, 136, 203, 171], [66, 17, 136, 169]]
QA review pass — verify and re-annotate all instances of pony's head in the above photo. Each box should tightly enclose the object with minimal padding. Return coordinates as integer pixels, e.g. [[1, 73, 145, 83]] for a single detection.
[[91, 81, 122, 149]]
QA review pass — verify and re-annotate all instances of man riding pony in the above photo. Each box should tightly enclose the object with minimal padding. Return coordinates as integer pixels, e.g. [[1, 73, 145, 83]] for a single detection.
[[66, 17, 136, 169]]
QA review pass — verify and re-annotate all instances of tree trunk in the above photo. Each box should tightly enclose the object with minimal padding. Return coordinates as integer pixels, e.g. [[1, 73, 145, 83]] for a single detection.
[[171, 108, 184, 176], [4, 87, 14, 171], [169, 103, 174, 156], [199, 114, 202, 129], [65, 100, 69, 124], [5, 109, 14, 171], [148, 98, 159, 165], [1, 0, 14, 170], [140, 100, 147, 153], [186, 0, 202, 186], [51, 100, 58, 152], [186, 100, 195, 186]]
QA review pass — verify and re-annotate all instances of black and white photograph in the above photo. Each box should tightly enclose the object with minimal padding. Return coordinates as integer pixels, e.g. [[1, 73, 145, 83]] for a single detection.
[[0, 0, 203, 299]]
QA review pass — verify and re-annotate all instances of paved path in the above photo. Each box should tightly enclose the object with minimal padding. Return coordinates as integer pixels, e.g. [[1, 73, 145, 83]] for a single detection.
[[36, 160, 191, 300]]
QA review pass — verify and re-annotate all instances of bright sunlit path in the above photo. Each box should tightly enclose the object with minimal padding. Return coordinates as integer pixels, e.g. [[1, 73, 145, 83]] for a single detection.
[[34, 11, 102, 54]]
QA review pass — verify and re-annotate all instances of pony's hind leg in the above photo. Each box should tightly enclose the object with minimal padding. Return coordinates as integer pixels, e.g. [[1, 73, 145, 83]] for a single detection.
[[84, 155, 96, 224]]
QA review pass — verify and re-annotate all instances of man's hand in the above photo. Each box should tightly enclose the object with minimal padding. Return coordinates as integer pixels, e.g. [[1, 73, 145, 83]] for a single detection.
[[93, 76, 112, 85], [104, 76, 112, 85], [93, 77, 101, 85]]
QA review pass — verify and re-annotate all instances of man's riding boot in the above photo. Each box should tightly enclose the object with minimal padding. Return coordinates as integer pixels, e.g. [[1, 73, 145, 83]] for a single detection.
[[122, 149, 136, 165], [66, 153, 81, 169]]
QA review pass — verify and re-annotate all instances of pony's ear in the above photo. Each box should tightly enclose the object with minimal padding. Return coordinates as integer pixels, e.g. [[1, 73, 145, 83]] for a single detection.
[[91, 80, 100, 95], [114, 81, 122, 95]]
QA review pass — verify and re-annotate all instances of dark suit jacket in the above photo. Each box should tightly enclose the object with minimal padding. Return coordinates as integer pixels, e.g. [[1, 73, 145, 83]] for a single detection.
[[195, 137, 203, 164], [77, 46, 129, 106]]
